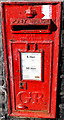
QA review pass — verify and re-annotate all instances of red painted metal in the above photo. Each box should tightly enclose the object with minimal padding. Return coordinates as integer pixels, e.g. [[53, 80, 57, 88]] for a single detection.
[[1, 2, 61, 118]]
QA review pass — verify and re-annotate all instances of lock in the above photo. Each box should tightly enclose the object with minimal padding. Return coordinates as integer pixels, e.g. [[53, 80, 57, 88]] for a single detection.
[[20, 82, 27, 90], [2, 2, 61, 118]]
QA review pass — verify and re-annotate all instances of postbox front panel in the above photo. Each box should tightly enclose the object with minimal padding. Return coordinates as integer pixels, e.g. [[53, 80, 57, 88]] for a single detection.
[[12, 42, 52, 112], [2, 2, 61, 118]]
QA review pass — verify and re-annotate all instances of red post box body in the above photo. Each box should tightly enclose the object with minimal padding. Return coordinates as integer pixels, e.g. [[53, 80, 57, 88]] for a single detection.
[[2, 2, 61, 118]]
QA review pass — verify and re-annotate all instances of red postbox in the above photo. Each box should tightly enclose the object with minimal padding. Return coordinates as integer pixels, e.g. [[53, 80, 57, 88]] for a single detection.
[[1, 2, 61, 118]]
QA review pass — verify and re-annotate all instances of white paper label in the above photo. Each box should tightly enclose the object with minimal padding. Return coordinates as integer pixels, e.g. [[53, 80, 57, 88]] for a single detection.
[[21, 53, 41, 80], [41, 5, 52, 19]]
